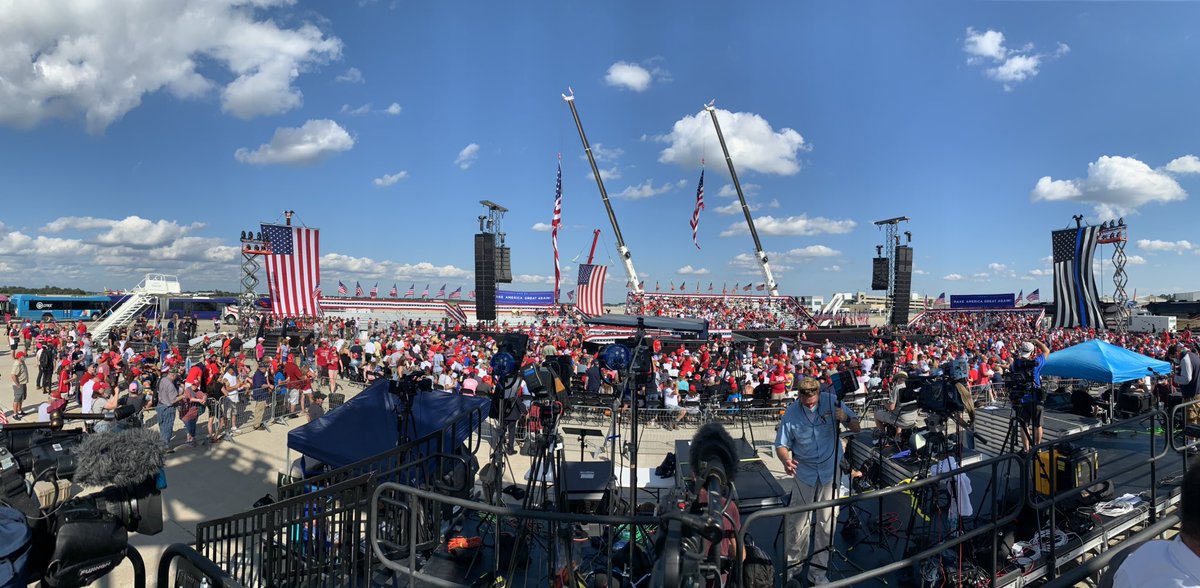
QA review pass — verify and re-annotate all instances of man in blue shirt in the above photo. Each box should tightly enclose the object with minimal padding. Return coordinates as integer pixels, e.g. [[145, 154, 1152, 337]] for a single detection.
[[1017, 340, 1049, 452], [775, 376, 860, 585]]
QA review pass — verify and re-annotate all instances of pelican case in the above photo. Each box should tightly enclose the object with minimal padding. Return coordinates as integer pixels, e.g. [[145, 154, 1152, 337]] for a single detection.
[[1035, 447, 1098, 496]]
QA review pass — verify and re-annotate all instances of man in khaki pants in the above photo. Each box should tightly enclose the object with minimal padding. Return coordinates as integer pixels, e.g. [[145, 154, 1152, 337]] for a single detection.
[[250, 362, 274, 431], [10, 351, 29, 420], [775, 376, 861, 585]]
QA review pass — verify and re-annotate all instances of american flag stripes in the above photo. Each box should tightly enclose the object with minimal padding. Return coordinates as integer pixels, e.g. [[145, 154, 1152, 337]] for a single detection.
[[446, 304, 468, 324], [370, 283, 379, 298], [314, 283, 322, 298], [337, 281, 348, 295], [1017, 289, 1024, 305], [449, 286, 463, 299], [355, 282, 363, 297], [389, 284, 398, 297], [1052, 226, 1105, 329], [405, 284, 415, 298], [552, 162, 563, 303], [260, 223, 321, 317], [567, 290, 575, 300], [421, 284, 430, 298], [1027, 289, 1040, 303], [469, 290, 476, 299], [576, 264, 606, 316], [436, 284, 446, 298], [935, 292, 945, 306], [689, 169, 705, 249], [743, 284, 752, 292]]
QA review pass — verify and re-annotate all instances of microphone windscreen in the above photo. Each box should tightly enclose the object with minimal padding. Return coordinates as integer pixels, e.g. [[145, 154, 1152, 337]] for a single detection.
[[74, 427, 166, 488], [689, 422, 738, 484]]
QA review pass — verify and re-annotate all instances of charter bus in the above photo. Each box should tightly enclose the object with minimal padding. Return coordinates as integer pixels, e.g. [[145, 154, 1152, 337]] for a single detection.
[[7, 294, 114, 322], [107, 295, 239, 323]]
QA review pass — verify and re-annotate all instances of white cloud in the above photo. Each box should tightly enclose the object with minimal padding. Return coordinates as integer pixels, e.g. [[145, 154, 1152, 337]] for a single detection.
[[590, 143, 624, 163], [768, 198, 781, 209], [717, 183, 761, 198], [336, 67, 364, 84], [588, 166, 622, 182], [972, 272, 990, 280], [944, 273, 965, 281], [1165, 155, 1200, 174], [1126, 255, 1147, 265], [321, 253, 471, 280], [393, 262, 470, 279], [616, 180, 675, 200], [1137, 239, 1193, 254], [783, 245, 840, 258], [713, 201, 760, 215], [1031, 155, 1187, 217], [604, 61, 653, 92], [823, 265, 841, 272], [147, 236, 237, 262], [531, 222, 553, 232], [385, 102, 402, 115], [373, 171, 408, 187], [235, 119, 354, 166], [1029, 268, 1053, 277], [42, 215, 199, 248], [42, 217, 121, 233], [340, 103, 371, 115], [676, 265, 710, 275], [963, 27, 1066, 91], [455, 143, 480, 170], [987, 262, 1007, 272], [0, 0, 341, 132], [720, 214, 856, 237], [321, 252, 389, 276], [658, 109, 808, 175], [913, 269, 929, 275], [0, 231, 92, 257], [963, 27, 1007, 62], [514, 274, 555, 285]]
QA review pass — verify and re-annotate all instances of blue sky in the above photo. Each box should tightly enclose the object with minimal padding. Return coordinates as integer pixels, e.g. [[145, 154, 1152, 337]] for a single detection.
[[1, 1, 1198, 299]]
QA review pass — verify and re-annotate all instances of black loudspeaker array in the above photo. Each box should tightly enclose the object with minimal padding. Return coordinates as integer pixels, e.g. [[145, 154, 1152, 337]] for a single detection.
[[475, 234, 497, 321], [871, 257, 889, 291], [890, 246, 913, 326], [496, 246, 512, 283]]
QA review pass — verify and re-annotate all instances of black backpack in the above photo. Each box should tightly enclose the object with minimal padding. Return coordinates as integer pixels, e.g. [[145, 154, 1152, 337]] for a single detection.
[[741, 536, 774, 588]]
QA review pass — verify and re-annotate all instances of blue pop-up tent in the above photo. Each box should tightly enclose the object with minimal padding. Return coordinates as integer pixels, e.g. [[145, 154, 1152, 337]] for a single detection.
[[1040, 339, 1172, 383], [288, 380, 490, 469]]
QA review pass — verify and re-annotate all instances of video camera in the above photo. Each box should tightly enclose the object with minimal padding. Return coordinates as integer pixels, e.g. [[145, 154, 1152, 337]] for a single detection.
[[0, 411, 165, 587], [1005, 358, 1041, 406], [905, 374, 965, 416]]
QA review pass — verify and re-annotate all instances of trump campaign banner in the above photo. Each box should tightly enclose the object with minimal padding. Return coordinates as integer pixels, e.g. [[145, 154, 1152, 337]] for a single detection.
[[496, 290, 555, 306], [949, 293, 1017, 309]]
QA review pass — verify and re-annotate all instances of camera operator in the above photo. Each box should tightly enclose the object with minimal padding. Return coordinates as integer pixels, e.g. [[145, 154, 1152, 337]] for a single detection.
[[1016, 340, 1049, 452], [1168, 344, 1200, 434], [873, 371, 917, 440], [775, 376, 860, 585]]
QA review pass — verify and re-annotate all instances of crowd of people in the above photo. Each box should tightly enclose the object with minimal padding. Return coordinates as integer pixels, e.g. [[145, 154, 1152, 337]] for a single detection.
[[626, 293, 812, 330]]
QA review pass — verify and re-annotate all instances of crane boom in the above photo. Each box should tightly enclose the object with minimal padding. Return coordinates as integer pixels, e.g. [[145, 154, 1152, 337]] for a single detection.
[[563, 92, 643, 294], [705, 103, 779, 297]]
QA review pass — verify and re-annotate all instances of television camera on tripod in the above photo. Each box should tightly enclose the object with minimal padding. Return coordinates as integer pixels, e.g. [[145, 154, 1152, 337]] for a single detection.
[[0, 408, 166, 588]]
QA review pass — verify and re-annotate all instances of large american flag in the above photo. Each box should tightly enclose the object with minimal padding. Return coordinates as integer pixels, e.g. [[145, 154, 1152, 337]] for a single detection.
[[576, 264, 606, 316], [689, 169, 705, 249], [1052, 226, 1105, 329], [552, 162, 563, 303], [261, 223, 321, 317]]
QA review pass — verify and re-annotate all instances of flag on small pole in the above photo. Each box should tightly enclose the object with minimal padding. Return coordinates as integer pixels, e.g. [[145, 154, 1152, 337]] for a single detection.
[[1016, 289, 1024, 305], [337, 281, 348, 295], [567, 290, 575, 300], [449, 286, 463, 299], [355, 282, 364, 297], [935, 292, 946, 306], [436, 284, 447, 298], [389, 284, 398, 298], [369, 283, 378, 298], [1026, 289, 1040, 303], [551, 161, 563, 304], [655, 281, 660, 292], [404, 284, 415, 298], [422, 284, 430, 298]]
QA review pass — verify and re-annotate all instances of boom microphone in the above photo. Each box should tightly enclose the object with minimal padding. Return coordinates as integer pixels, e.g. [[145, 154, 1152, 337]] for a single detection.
[[74, 427, 166, 489], [689, 423, 738, 490]]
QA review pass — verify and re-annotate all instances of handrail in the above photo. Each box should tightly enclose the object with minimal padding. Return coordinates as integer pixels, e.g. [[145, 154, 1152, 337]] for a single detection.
[[1041, 512, 1180, 588]]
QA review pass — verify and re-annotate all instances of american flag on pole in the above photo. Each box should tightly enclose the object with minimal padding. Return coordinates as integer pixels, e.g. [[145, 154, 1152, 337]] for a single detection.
[[405, 284, 415, 298], [1016, 289, 1024, 305], [935, 292, 946, 306], [436, 284, 446, 298], [680, 281, 686, 292], [370, 283, 379, 298], [446, 304, 468, 324], [421, 284, 430, 298], [337, 281, 348, 295], [355, 282, 363, 297], [733, 282, 739, 292], [260, 223, 321, 317], [755, 283, 765, 291], [743, 284, 752, 292], [552, 162, 563, 303], [449, 286, 463, 299], [314, 283, 322, 298], [708, 282, 713, 292], [576, 264, 606, 316], [389, 284, 398, 297], [1052, 226, 1104, 329], [469, 290, 475, 299], [689, 169, 705, 249], [1027, 288, 1040, 303], [567, 290, 575, 300], [654, 281, 660, 292]]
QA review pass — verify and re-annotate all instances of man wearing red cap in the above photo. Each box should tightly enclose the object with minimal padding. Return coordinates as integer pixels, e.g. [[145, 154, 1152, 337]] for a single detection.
[[11, 351, 29, 419]]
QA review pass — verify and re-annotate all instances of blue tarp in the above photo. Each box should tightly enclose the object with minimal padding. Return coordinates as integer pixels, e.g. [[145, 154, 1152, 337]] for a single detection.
[[1041, 339, 1172, 384], [287, 380, 490, 469]]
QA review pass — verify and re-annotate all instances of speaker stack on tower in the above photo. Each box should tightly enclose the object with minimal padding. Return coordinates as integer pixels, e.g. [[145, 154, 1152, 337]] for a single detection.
[[890, 245, 913, 327], [475, 234, 497, 321], [871, 257, 889, 291]]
